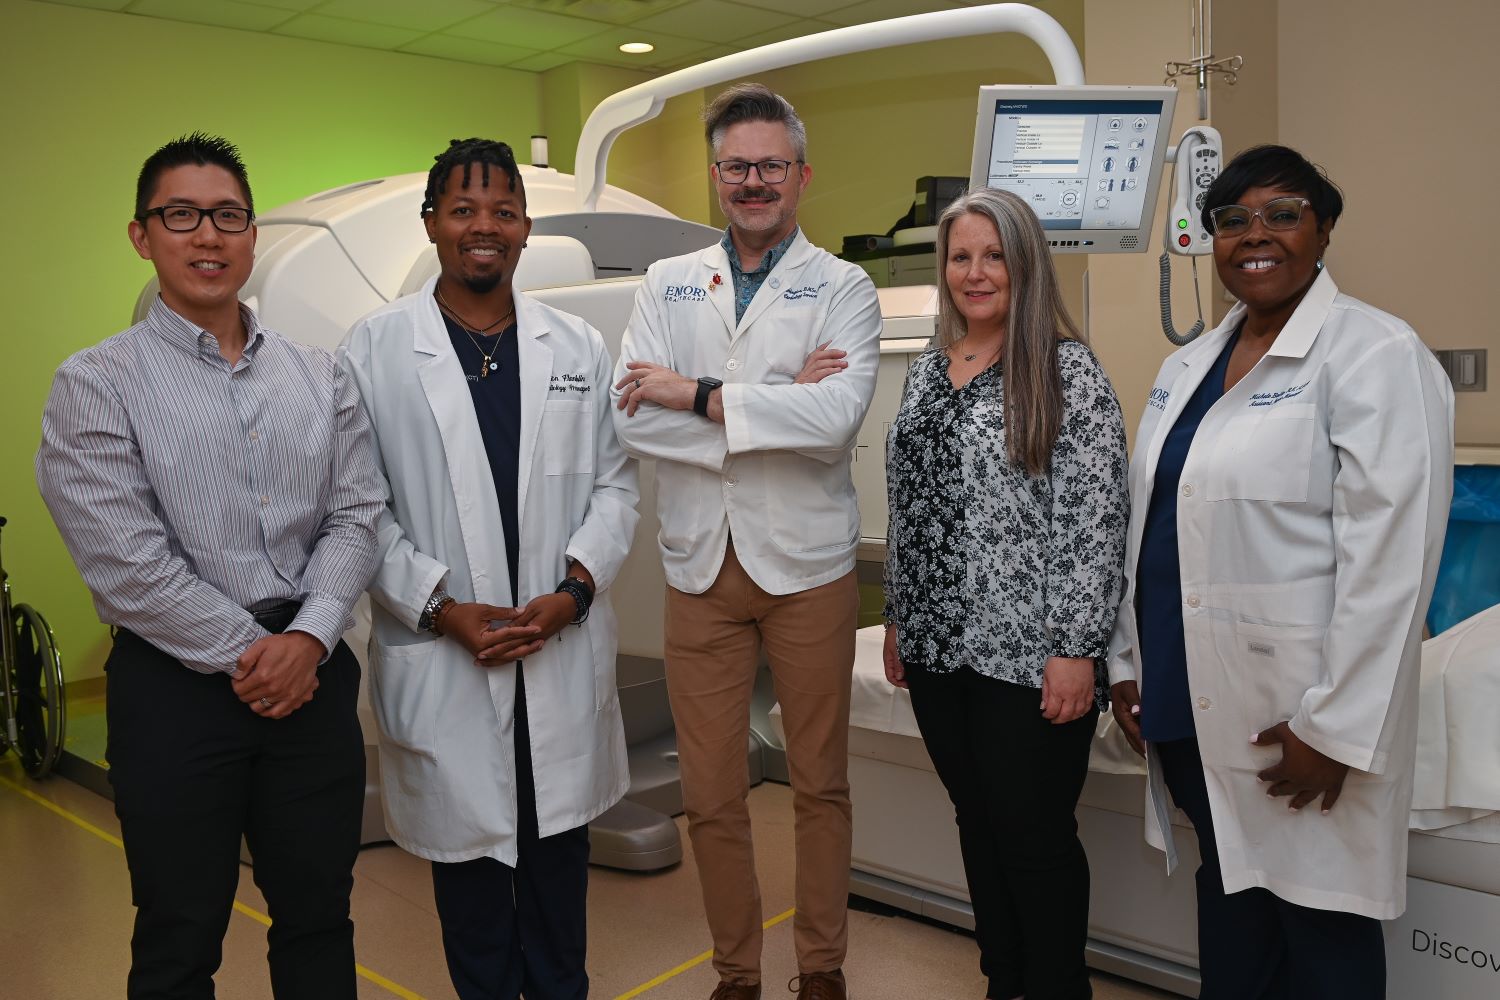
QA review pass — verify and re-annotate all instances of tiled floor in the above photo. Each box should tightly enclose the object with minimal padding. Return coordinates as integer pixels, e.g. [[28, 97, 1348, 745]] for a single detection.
[[0, 758, 1177, 999]]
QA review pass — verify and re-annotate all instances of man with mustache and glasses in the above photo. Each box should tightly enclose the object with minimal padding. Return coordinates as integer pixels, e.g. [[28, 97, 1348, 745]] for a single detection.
[[37, 133, 385, 999], [612, 84, 881, 1000], [341, 138, 639, 1000]]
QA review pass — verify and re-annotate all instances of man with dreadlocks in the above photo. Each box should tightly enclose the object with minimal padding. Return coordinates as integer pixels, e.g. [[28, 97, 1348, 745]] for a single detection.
[[339, 138, 640, 1000]]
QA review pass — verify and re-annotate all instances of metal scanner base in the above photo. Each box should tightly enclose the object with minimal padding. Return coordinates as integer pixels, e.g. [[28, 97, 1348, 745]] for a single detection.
[[589, 797, 683, 871]]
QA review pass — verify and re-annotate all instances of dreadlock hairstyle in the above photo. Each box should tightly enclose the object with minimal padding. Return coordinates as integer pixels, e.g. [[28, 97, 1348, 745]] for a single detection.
[[135, 132, 254, 219], [420, 138, 526, 217]]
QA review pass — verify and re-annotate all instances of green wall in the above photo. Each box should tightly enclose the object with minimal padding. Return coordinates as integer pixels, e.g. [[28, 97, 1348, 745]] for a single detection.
[[0, 0, 542, 680], [2, 0, 1088, 682]]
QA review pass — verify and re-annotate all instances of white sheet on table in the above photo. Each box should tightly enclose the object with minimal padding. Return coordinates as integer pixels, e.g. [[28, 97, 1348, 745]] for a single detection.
[[1410, 604, 1500, 837]]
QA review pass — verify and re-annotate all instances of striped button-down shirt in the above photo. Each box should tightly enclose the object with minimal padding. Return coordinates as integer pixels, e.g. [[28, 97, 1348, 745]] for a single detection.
[[36, 297, 384, 674]]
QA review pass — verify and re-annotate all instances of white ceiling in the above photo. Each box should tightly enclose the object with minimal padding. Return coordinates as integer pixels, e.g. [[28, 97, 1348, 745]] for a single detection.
[[39, 0, 1003, 74]]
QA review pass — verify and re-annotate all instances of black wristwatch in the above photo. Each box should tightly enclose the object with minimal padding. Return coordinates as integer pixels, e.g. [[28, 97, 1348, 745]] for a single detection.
[[694, 376, 723, 417]]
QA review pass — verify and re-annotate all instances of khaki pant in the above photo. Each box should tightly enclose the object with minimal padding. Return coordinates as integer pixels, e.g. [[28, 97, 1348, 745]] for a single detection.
[[664, 544, 858, 984]]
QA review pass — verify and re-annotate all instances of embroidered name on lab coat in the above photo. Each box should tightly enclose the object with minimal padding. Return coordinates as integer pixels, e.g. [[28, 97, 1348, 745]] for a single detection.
[[549, 373, 592, 395], [1248, 380, 1310, 407], [1148, 386, 1170, 411], [782, 281, 829, 302], [664, 285, 707, 303]]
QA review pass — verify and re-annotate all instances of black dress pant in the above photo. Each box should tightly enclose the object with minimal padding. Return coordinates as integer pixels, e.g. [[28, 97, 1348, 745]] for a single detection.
[[430, 665, 591, 1000], [907, 666, 1098, 1000], [105, 628, 365, 1000], [1155, 738, 1386, 1000]]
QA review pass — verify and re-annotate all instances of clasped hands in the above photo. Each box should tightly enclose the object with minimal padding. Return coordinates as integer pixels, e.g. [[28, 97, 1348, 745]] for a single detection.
[[1110, 681, 1350, 812], [614, 342, 848, 417], [231, 630, 325, 720], [436, 592, 578, 666]]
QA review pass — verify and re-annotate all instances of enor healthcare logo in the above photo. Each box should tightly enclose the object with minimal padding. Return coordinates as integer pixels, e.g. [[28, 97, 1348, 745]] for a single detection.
[[665, 284, 707, 303]]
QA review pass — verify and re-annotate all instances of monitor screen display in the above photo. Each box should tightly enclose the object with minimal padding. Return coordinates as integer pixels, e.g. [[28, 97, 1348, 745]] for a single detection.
[[969, 86, 1177, 253]]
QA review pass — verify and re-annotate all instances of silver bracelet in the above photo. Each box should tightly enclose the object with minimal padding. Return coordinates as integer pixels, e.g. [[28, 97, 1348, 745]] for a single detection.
[[418, 589, 452, 633]]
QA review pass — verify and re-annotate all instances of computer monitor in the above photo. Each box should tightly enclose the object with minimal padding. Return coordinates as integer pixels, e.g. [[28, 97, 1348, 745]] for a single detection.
[[968, 85, 1178, 253]]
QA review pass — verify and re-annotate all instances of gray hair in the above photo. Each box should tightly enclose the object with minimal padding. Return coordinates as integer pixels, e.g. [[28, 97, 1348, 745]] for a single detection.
[[703, 83, 808, 161], [935, 187, 1083, 476]]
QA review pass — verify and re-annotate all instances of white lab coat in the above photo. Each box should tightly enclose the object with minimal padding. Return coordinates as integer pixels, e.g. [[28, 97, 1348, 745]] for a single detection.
[[611, 231, 881, 595], [340, 278, 639, 864], [1108, 271, 1453, 918]]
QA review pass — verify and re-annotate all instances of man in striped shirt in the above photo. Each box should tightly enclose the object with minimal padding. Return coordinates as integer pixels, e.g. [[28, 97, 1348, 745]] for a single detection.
[[36, 133, 384, 1000]]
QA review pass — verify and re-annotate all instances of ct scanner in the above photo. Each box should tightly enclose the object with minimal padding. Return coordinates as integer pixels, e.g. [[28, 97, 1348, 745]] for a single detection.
[[128, 5, 1500, 996]]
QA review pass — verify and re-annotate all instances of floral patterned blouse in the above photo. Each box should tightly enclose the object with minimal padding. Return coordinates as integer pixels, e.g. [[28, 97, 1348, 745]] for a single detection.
[[883, 340, 1129, 705]]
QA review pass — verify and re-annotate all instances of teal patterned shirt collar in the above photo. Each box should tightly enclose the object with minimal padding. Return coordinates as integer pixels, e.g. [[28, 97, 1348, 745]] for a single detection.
[[719, 226, 801, 323]]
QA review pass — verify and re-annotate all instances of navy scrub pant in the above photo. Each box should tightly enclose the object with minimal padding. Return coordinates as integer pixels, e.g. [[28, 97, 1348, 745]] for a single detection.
[[1155, 738, 1386, 1000], [105, 626, 365, 1000], [429, 665, 592, 1000], [907, 665, 1098, 1000]]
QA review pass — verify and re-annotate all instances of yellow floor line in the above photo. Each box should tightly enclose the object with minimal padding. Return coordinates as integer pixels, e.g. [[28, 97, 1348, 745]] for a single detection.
[[613, 906, 796, 1000], [0, 773, 428, 1000]]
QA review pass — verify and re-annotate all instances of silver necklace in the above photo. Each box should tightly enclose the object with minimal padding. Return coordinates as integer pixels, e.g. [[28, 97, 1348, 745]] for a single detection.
[[435, 289, 514, 379]]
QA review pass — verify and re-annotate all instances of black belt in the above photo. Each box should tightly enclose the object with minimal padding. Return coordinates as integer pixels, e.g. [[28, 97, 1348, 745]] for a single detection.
[[250, 600, 302, 634]]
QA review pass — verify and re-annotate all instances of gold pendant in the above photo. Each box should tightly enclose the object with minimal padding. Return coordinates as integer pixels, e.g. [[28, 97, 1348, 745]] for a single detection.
[[480, 361, 490, 379]]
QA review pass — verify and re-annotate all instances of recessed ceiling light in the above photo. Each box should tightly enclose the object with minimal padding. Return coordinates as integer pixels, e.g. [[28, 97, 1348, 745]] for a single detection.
[[619, 42, 655, 54]]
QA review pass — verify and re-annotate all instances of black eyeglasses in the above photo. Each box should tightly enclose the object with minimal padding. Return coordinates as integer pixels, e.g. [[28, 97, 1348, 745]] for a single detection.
[[714, 159, 801, 185], [137, 205, 254, 233], [1208, 197, 1310, 238]]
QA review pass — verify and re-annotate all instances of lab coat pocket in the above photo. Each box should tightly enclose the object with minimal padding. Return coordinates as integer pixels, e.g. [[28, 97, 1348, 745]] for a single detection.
[[768, 480, 859, 554], [542, 400, 594, 475], [1209, 403, 1316, 503], [762, 332, 810, 380], [1231, 619, 1326, 754], [368, 640, 440, 759]]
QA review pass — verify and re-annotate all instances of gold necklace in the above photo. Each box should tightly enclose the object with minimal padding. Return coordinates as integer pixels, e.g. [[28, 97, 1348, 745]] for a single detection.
[[435, 288, 515, 379]]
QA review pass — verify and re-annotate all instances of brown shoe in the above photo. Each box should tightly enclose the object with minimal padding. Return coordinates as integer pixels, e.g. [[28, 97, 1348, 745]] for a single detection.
[[710, 980, 762, 1000], [789, 970, 847, 1000]]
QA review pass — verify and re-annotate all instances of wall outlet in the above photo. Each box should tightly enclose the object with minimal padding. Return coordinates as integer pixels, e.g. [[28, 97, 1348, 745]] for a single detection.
[[1433, 349, 1487, 392]]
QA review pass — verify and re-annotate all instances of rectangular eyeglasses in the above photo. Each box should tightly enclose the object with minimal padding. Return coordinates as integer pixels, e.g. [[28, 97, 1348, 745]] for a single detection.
[[714, 159, 800, 184], [137, 205, 254, 233], [1209, 197, 1310, 238]]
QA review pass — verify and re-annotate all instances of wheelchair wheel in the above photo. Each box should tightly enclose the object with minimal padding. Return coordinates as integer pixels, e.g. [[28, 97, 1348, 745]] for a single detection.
[[11, 603, 65, 778]]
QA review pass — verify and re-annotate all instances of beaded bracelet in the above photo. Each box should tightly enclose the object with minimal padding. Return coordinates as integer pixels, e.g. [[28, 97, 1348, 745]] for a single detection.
[[555, 577, 593, 624]]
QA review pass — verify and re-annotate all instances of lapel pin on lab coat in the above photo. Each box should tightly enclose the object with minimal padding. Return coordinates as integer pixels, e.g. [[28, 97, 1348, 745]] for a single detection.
[[711, 273, 722, 291]]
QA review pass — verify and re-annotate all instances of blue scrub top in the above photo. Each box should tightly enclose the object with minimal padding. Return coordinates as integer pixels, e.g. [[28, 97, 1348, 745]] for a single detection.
[[1136, 329, 1240, 743], [444, 314, 522, 607]]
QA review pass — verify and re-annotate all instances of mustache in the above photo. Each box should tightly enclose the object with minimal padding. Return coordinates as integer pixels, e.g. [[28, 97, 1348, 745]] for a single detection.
[[732, 188, 779, 203]]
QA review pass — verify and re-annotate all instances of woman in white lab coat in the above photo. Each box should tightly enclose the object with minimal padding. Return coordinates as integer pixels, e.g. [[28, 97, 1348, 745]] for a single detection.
[[1108, 146, 1453, 998]]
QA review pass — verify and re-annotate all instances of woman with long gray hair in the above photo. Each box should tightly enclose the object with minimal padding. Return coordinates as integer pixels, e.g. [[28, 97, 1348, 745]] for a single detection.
[[881, 187, 1128, 1000]]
